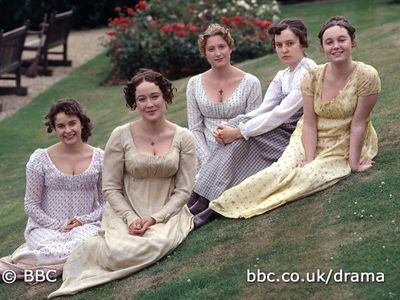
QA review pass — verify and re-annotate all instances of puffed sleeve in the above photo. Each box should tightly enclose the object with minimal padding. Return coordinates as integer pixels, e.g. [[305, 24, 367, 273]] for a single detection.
[[300, 67, 317, 97], [74, 148, 105, 224], [102, 127, 137, 225], [151, 129, 197, 223], [186, 76, 210, 166], [357, 64, 381, 97], [244, 74, 263, 113], [24, 149, 66, 230]]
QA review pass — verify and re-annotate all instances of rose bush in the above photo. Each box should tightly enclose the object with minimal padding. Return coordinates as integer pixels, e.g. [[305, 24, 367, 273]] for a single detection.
[[105, 0, 280, 80]]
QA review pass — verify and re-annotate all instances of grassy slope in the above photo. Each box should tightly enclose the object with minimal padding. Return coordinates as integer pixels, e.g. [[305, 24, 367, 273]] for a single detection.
[[0, 0, 399, 299]]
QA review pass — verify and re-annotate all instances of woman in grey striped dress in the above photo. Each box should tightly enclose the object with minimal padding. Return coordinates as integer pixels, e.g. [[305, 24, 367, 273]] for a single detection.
[[189, 18, 316, 228], [187, 24, 263, 170]]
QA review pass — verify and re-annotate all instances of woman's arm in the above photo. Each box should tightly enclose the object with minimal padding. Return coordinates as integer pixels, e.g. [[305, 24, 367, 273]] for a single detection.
[[24, 156, 66, 231], [102, 127, 136, 226], [298, 93, 318, 167], [186, 77, 210, 164], [214, 76, 263, 144], [151, 130, 197, 223], [349, 93, 379, 172]]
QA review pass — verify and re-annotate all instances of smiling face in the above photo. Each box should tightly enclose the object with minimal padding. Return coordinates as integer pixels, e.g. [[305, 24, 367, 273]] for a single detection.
[[135, 80, 167, 122], [274, 28, 305, 71], [321, 25, 355, 64], [54, 112, 83, 145], [204, 34, 232, 69]]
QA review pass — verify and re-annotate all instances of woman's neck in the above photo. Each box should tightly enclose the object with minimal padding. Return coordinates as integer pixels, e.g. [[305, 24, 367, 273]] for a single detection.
[[58, 141, 87, 154], [329, 59, 355, 79], [209, 64, 235, 79], [140, 117, 168, 135]]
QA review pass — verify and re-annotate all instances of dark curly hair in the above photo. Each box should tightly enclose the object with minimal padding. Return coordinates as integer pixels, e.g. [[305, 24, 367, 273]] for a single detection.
[[268, 18, 309, 50], [44, 98, 92, 142], [318, 16, 356, 46], [124, 68, 176, 110]]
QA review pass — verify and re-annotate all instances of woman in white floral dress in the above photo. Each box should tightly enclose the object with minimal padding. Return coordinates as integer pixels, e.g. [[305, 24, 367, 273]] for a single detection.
[[0, 98, 104, 277]]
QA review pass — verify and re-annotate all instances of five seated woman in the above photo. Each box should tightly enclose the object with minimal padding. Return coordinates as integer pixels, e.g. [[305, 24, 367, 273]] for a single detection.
[[0, 14, 382, 297]]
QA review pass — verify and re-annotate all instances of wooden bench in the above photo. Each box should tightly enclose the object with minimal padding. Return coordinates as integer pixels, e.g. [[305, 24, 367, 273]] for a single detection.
[[24, 10, 74, 76], [0, 24, 28, 96]]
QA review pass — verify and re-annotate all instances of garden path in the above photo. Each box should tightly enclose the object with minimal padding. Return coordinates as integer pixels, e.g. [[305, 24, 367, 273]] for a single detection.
[[0, 27, 107, 121]]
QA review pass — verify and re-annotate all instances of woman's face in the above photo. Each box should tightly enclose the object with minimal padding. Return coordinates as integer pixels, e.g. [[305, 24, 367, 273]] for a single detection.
[[274, 28, 305, 71], [204, 35, 232, 69], [54, 112, 83, 145], [321, 25, 354, 63], [135, 80, 166, 122]]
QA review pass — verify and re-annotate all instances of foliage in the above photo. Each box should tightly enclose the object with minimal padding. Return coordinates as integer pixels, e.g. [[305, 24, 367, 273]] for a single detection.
[[104, 0, 280, 79], [0, 0, 138, 31]]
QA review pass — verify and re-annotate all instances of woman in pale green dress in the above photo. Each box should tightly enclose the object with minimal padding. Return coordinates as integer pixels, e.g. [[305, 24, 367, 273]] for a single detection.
[[49, 69, 196, 297], [210, 16, 381, 219]]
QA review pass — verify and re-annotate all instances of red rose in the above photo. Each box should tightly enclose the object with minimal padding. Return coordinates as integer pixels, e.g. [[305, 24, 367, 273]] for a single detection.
[[160, 25, 171, 33], [106, 31, 116, 36], [262, 21, 272, 28], [136, 1, 149, 11], [220, 16, 231, 25], [176, 30, 186, 38], [250, 37, 255, 43], [188, 25, 198, 33], [127, 7, 135, 15], [114, 6, 122, 12], [232, 15, 241, 22]]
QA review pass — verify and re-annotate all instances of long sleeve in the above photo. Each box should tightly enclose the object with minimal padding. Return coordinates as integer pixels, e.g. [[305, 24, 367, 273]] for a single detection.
[[102, 127, 136, 225], [151, 130, 197, 223], [74, 162, 105, 225], [24, 155, 66, 231], [239, 58, 316, 139], [186, 76, 210, 165]]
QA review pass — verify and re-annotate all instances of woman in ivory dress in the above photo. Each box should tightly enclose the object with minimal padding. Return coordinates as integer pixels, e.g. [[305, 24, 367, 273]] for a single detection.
[[0, 98, 104, 278], [187, 23, 262, 169], [49, 69, 196, 297], [189, 18, 316, 228], [209, 16, 381, 219]]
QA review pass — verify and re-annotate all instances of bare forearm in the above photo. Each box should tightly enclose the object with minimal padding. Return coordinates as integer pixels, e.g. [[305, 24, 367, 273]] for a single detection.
[[349, 122, 367, 170], [302, 125, 317, 162]]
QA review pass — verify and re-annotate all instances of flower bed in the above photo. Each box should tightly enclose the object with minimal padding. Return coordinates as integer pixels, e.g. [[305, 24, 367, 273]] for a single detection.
[[104, 0, 280, 80]]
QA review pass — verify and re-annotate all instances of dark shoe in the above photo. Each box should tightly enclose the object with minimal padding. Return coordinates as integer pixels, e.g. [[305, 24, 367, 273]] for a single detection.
[[187, 192, 199, 207], [189, 199, 210, 215], [193, 208, 218, 229]]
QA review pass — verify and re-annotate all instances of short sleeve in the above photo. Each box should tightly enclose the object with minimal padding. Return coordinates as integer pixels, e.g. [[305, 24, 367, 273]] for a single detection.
[[300, 69, 316, 97], [357, 64, 381, 97]]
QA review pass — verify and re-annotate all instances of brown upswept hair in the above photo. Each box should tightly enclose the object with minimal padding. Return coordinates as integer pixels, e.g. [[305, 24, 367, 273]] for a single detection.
[[197, 23, 234, 57], [268, 18, 309, 50], [44, 98, 92, 142], [318, 16, 356, 46], [124, 68, 176, 110]]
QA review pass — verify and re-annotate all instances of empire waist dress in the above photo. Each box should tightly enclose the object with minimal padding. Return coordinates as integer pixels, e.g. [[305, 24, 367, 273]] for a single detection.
[[210, 62, 381, 218], [49, 124, 196, 298]]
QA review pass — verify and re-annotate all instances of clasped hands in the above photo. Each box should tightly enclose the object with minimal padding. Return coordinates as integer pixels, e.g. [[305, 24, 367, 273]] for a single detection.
[[63, 218, 82, 232], [213, 123, 242, 145], [129, 217, 156, 236]]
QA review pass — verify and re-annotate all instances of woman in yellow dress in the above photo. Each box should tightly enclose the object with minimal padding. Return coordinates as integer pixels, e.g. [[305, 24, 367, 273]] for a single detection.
[[210, 16, 381, 219], [49, 69, 196, 297]]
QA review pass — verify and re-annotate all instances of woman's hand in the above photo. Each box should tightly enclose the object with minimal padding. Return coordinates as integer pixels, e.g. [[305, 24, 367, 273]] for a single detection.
[[351, 159, 375, 172], [63, 218, 82, 232], [214, 123, 242, 145], [297, 160, 313, 168], [129, 217, 156, 236]]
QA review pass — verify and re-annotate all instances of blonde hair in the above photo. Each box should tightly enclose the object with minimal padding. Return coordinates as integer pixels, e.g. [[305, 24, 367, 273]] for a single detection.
[[198, 24, 234, 57]]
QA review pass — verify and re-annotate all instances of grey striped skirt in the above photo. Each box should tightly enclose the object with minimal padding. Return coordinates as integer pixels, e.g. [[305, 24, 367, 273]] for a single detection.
[[191, 109, 303, 202]]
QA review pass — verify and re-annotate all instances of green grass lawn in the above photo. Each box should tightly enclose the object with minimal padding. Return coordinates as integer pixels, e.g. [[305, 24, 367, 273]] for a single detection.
[[0, 0, 399, 299]]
